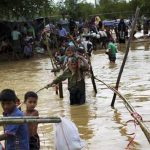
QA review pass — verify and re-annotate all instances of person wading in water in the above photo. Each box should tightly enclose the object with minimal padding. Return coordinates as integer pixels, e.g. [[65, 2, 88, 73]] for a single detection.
[[45, 55, 89, 105]]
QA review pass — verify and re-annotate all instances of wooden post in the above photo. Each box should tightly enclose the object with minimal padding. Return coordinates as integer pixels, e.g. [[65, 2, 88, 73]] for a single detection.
[[59, 82, 63, 98], [111, 7, 140, 107], [89, 62, 97, 94], [54, 34, 64, 98], [43, 16, 61, 96]]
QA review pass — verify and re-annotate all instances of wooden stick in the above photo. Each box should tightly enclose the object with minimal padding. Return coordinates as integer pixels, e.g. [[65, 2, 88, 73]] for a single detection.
[[111, 7, 140, 107], [43, 17, 59, 96], [17, 86, 47, 109], [54, 34, 64, 98], [36, 87, 46, 93]]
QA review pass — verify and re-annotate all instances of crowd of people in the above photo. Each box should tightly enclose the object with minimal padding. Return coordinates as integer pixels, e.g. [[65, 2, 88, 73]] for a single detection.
[[1, 15, 149, 62], [0, 16, 128, 60]]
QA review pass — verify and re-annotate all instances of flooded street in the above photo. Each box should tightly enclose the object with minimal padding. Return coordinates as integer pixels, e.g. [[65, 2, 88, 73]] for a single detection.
[[0, 42, 150, 150]]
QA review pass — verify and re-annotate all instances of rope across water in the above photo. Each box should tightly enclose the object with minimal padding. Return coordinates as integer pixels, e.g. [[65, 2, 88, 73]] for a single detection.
[[94, 76, 150, 144]]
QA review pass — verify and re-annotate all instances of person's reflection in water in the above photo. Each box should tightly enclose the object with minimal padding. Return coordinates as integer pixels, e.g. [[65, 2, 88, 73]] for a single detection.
[[109, 62, 117, 69], [144, 42, 150, 51], [69, 104, 93, 140], [130, 43, 137, 51], [113, 109, 139, 149], [117, 43, 126, 52]]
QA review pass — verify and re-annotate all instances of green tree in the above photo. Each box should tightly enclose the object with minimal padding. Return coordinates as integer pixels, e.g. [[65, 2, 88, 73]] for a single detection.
[[76, 2, 94, 19], [0, 0, 54, 20]]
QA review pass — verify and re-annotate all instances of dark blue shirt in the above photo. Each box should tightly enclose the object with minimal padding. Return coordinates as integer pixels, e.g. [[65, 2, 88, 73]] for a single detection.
[[4, 107, 29, 150]]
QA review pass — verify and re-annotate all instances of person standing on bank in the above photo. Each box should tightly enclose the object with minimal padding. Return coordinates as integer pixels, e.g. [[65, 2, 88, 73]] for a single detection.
[[118, 19, 127, 43], [45, 55, 89, 105], [11, 26, 22, 58]]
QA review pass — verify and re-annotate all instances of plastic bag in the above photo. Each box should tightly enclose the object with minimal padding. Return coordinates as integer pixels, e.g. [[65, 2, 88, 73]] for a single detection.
[[54, 117, 85, 150]]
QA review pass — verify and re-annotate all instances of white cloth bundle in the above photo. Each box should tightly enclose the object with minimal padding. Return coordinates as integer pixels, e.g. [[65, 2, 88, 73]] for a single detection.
[[54, 117, 85, 150]]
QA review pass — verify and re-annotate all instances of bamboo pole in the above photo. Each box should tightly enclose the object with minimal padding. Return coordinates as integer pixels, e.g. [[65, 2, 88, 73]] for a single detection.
[[94, 77, 150, 144], [43, 16, 59, 96], [54, 33, 64, 98], [45, 17, 64, 98], [0, 117, 61, 125], [111, 7, 140, 107]]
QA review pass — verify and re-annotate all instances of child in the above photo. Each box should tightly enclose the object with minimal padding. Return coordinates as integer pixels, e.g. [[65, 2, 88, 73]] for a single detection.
[[62, 46, 76, 68], [24, 91, 40, 150], [0, 89, 29, 150], [23, 41, 33, 59]]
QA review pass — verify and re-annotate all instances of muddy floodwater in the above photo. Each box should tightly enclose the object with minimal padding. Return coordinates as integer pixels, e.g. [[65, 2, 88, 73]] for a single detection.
[[0, 42, 150, 150]]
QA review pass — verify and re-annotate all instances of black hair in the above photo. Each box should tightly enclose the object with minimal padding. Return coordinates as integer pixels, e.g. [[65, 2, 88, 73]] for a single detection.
[[14, 26, 18, 30], [85, 36, 90, 41], [77, 47, 85, 54], [24, 91, 38, 102], [0, 89, 17, 102]]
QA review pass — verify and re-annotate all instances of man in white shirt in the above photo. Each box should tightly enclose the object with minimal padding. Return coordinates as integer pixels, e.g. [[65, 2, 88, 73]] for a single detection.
[[11, 26, 21, 58], [82, 36, 93, 56]]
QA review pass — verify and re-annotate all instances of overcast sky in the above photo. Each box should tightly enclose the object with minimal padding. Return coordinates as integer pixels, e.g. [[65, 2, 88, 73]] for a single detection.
[[54, 0, 129, 4], [54, 0, 95, 4]]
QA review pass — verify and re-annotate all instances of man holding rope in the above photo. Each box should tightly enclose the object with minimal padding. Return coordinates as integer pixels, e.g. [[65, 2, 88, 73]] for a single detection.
[[45, 55, 89, 105]]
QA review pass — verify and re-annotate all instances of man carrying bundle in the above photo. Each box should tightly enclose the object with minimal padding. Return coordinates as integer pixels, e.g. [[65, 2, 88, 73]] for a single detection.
[[45, 55, 89, 105], [105, 41, 118, 63]]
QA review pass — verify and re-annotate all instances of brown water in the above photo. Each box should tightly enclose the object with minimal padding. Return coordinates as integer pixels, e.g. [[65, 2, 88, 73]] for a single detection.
[[0, 42, 150, 150]]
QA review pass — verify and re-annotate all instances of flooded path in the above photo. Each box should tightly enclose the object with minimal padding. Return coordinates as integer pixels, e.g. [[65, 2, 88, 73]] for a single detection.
[[0, 42, 150, 150]]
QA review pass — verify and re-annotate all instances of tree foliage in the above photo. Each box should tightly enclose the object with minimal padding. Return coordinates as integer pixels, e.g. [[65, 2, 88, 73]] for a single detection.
[[0, 0, 150, 21], [0, 0, 54, 20]]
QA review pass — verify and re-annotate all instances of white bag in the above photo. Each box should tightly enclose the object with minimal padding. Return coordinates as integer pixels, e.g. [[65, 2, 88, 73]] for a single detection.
[[54, 117, 85, 150]]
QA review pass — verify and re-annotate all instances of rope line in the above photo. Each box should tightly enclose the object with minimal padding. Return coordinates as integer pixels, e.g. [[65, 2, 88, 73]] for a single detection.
[[94, 76, 150, 145]]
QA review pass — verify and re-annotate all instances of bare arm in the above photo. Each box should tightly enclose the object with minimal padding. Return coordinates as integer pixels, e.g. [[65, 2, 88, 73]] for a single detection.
[[78, 55, 89, 70]]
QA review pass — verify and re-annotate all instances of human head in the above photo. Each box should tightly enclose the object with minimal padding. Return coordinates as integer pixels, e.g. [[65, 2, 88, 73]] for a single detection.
[[108, 38, 114, 43], [0, 89, 17, 113], [14, 26, 18, 30], [76, 47, 85, 55], [67, 56, 78, 70], [120, 18, 124, 23], [24, 91, 38, 111], [58, 24, 62, 30], [65, 46, 75, 57], [85, 36, 90, 41]]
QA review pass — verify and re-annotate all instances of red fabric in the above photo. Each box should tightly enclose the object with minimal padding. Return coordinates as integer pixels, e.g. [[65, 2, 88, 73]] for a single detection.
[[0, 142, 4, 150], [125, 112, 143, 150]]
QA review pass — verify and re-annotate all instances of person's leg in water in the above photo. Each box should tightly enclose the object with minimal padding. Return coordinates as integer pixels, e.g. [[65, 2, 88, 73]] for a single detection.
[[109, 55, 116, 63], [76, 80, 86, 105], [69, 88, 78, 105], [76, 89, 85, 105]]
